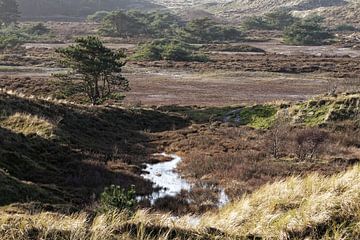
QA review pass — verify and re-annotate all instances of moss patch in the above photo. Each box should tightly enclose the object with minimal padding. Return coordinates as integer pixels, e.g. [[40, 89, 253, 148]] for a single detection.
[[157, 105, 240, 123], [224, 105, 278, 129], [291, 93, 360, 126], [158, 105, 278, 129]]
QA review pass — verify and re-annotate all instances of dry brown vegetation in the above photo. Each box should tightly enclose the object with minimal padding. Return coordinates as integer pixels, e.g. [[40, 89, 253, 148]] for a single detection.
[[2, 16, 360, 239], [2, 39, 360, 106], [155, 122, 360, 200], [0, 90, 188, 207], [2, 164, 360, 239]]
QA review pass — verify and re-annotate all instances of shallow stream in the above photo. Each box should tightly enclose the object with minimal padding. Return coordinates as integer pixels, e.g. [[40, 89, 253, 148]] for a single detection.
[[141, 153, 229, 207]]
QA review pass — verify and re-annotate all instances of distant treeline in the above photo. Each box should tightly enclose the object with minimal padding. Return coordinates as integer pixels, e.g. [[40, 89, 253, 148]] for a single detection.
[[17, 0, 161, 19]]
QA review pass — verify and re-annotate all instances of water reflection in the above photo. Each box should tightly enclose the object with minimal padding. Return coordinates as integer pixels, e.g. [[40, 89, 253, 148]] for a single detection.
[[140, 153, 229, 208]]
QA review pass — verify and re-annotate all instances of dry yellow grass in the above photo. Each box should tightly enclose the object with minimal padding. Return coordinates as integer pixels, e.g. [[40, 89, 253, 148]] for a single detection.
[[0, 112, 55, 138], [1, 165, 360, 239], [200, 164, 360, 239]]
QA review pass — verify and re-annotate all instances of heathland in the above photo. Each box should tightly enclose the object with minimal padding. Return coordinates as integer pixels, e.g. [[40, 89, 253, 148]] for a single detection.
[[1, 1, 360, 239]]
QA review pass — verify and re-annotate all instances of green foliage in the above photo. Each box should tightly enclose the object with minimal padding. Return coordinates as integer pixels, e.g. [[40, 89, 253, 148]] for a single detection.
[[133, 42, 162, 61], [56, 36, 129, 105], [132, 39, 208, 62], [263, 9, 297, 30], [100, 11, 243, 43], [99, 185, 137, 213], [335, 24, 357, 31], [0, 25, 30, 50], [242, 9, 298, 31], [0, 0, 19, 27], [179, 18, 244, 43], [100, 10, 146, 37], [100, 10, 183, 38], [161, 105, 277, 128], [284, 15, 333, 45], [0, 23, 51, 50], [242, 16, 270, 30], [238, 105, 278, 129]]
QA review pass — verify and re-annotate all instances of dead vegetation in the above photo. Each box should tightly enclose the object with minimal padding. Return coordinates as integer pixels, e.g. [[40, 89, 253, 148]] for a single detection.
[[1, 164, 360, 239], [0, 91, 188, 207], [1, 15, 360, 239]]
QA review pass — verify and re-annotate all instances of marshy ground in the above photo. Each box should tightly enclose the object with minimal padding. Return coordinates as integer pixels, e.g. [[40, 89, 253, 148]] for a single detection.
[[2, 20, 360, 239]]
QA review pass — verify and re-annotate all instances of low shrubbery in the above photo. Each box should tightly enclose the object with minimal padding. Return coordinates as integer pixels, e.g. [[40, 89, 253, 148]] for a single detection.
[[132, 39, 208, 62], [242, 10, 333, 46], [179, 18, 244, 43], [335, 24, 357, 31], [242, 16, 270, 30], [242, 9, 298, 31], [0, 25, 30, 49], [284, 15, 333, 45], [99, 10, 244, 44], [99, 185, 137, 213], [99, 10, 183, 38], [0, 23, 51, 50]]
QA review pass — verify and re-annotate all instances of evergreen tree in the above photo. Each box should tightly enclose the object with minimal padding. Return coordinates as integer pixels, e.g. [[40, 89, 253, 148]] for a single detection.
[[56, 36, 129, 105]]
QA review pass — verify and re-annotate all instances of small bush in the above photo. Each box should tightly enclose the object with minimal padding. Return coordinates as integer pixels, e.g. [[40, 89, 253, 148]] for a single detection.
[[162, 42, 191, 61], [263, 10, 297, 30], [0, 26, 30, 50], [99, 185, 137, 213], [242, 16, 270, 30], [284, 16, 333, 45], [179, 18, 244, 43], [100, 10, 183, 38], [294, 128, 328, 161], [242, 10, 298, 31], [132, 39, 208, 62], [335, 24, 357, 32], [0, 24, 49, 50]]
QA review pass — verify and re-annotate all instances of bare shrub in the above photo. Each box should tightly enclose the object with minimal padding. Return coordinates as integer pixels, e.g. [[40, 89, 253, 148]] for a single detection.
[[294, 128, 328, 161], [267, 111, 290, 159]]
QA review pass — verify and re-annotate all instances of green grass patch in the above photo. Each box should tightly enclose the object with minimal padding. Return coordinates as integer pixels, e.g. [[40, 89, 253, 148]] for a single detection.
[[233, 105, 278, 129], [302, 104, 332, 126], [290, 94, 360, 126], [157, 105, 240, 123], [158, 104, 278, 129]]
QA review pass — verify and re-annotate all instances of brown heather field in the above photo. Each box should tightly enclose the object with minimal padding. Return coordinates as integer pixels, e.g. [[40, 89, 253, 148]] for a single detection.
[[2, 20, 360, 239]]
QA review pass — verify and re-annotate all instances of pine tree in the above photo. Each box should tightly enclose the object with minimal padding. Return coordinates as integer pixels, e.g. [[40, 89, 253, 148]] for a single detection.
[[56, 36, 129, 105]]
